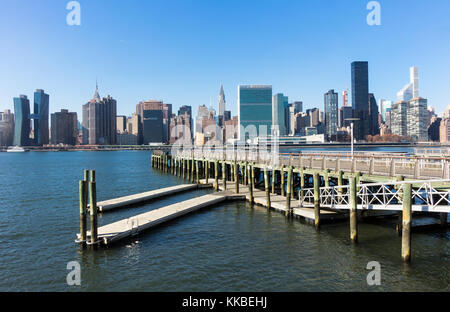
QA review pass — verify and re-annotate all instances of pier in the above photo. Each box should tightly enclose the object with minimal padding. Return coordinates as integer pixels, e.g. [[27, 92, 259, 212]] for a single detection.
[[75, 148, 449, 262]]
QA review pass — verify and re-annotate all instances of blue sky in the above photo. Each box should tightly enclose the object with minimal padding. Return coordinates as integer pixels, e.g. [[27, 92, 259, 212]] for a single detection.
[[1, 0, 449, 119]]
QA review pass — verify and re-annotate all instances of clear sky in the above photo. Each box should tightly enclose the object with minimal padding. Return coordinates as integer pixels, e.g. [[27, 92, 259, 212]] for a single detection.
[[1, 0, 449, 119]]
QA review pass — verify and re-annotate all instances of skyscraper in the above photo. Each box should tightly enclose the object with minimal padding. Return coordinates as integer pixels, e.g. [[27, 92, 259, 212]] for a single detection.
[[33, 89, 49, 146], [82, 84, 117, 145], [238, 85, 272, 141], [397, 66, 419, 102], [391, 101, 408, 137], [218, 84, 226, 119], [369, 93, 380, 136], [272, 93, 288, 136], [13, 95, 31, 146], [379, 99, 392, 123], [351, 61, 369, 140], [51, 109, 77, 145], [407, 97, 428, 142], [324, 89, 338, 139], [0, 109, 14, 146]]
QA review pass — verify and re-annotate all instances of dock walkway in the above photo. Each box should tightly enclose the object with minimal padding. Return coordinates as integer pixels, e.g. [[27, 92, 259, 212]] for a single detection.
[[82, 192, 243, 245], [97, 184, 199, 212]]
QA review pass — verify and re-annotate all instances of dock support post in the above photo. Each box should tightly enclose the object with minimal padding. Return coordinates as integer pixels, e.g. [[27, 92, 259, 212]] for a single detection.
[[313, 173, 320, 230], [272, 168, 276, 194], [191, 158, 195, 183], [214, 160, 219, 191], [249, 164, 254, 204], [264, 166, 271, 209], [286, 166, 293, 217], [187, 158, 190, 181], [222, 161, 227, 190], [401, 183, 412, 262], [79, 180, 87, 243], [89, 180, 98, 245], [337, 170, 343, 195], [182, 159, 186, 179], [396, 175, 404, 235], [205, 160, 209, 184], [243, 162, 247, 186], [281, 166, 285, 197], [350, 176, 358, 243], [355, 171, 361, 191], [234, 161, 239, 193], [196, 160, 199, 184], [300, 167, 305, 200]]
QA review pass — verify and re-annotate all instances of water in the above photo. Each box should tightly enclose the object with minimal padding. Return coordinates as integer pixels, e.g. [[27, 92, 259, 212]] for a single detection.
[[0, 150, 448, 291]]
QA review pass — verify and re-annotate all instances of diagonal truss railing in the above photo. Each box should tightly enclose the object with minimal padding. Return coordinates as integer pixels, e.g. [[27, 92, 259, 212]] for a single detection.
[[299, 179, 450, 213]]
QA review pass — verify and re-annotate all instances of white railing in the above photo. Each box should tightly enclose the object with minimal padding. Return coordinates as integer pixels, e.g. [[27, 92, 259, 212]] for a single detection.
[[298, 179, 450, 213]]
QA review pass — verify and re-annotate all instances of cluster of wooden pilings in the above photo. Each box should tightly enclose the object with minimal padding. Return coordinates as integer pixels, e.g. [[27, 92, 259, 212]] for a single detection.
[[78, 169, 99, 247], [151, 152, 424, 262]]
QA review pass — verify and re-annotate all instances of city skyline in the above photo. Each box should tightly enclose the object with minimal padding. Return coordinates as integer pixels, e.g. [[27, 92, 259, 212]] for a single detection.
[[1, 1, 450, 119]]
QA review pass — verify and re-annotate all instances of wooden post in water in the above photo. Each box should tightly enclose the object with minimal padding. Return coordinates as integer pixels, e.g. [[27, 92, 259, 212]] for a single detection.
[[191, 158, 195, 183], [337, 170, 343, 196], [300, 167, 305, 201], [89, 180, 98, 245], [243, 162, 247, 186], [264, 166, 271, 209], [234, 161, 239, 193], [286, 166, 293, 217], [79, 180, 87, 243], [187, 158, 191, 181], [205, 160, 209, 184], [401, 183, 412, 262], [350, 176, 358, 243], [281, 166, 285, 197], [214, 160, 219, 191], [313, 173, 320, 230], [182, 159, 186, 179], [395, 175, 404, 235], [249, 164, 254, 204], [272, 168, 276, 194], [222, 161, 227, 190], [196, 160, 199, 184]]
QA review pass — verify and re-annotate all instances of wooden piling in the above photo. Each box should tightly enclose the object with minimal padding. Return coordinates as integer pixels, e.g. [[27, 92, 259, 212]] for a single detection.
[[234, 161, 239, 193], [196, 160, 199, 184], [222, 161, 227, 190], [313, 173, 320, 230], [249, 164, 254, 204], [272, 168, 276, 194], [89, 181, 98, 245], [300, 167, 305, 200], [395, 175, 404, 235], [214, 160, 219, 191], [401, 183, 412, 262], [281, 166, 285, 197], [79, 180, 87, 243], [337, 170, 343, 195], [286, 166, 293, 217], [264, 166, 271, 208], [90, 169, 96, 182], [350, 176, 358, 243]]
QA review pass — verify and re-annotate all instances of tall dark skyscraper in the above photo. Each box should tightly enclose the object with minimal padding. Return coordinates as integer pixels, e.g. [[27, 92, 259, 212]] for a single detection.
[[369, 93, 380, 136], [351, 61, 369, 140], [13, 95, 31, 146], [33, 89, 49, 146], [51, 109, 78, 145], [324, 89, 338, 139], [82, 84, 117, 145]]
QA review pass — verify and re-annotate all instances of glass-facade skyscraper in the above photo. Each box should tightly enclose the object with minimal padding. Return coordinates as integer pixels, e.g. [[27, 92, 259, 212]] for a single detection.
[[324, 89, 338, 139], [238, 85, 272, 141], [13, 95, 31, 146], [272, 93, 288, 136], [351, 61, 369, 140], [33, 89, 49, 146]]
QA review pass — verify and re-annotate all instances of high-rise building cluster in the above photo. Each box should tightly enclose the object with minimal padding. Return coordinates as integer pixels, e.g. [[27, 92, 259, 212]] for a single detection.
[[2, 62, 448, 147]]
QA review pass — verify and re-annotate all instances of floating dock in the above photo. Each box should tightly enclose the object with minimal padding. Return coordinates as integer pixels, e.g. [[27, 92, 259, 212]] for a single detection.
[[96, 184, 199, 212], [80, 192, 244, 245]]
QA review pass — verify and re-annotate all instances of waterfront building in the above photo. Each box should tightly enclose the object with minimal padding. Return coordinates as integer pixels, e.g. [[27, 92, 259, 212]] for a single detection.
[[338, 106, 353, 128], [272, 93, 288, 136], [32, 89, 49, 146], [397, 66, 419, 102], [82, 84, 117, 145], [440, 118, 450, 143], [351, 61, 369, 140], [170, 112, 192, 144], [428, 117, 442, 142], [116, 115, 127, 134], [196, 105, 219, 144], [126, 113, 140, 137], [117, 133, 138, 145], [50, 109, 77, 145], [162, 103, 172, 144], [390, 101, 408, 137], [407, 97, 428, 142], [238, 85, 272, 141], [224, 116, 239, 143], [217, 84, 226, 123], [178, 105, 193, 141], [369, 93, 380, 136], [379, 99, 392, 123], [324, 89, 338, 140], [0, 109, 14, 146], [13, 95, 31, 146]]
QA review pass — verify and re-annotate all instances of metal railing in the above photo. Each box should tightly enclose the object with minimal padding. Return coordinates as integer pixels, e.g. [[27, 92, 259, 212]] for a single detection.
[[298, 179, 450, 213]]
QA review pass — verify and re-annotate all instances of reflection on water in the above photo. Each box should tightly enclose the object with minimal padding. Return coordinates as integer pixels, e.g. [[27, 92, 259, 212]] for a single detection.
[[0, 149, 448, 291]]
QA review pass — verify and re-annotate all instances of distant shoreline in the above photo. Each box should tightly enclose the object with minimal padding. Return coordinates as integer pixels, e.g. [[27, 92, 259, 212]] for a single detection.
[[1, 142, 448, 153]]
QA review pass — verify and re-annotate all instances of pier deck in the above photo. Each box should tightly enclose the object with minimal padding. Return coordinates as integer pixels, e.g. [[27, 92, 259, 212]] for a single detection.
[[97, 184, 199, 212], [200, 179, 346, 222], [82, 193, 242, 245]]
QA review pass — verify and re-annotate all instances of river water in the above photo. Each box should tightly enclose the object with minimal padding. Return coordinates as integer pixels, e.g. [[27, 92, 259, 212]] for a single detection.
[[0, 149, 448, 291]]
